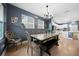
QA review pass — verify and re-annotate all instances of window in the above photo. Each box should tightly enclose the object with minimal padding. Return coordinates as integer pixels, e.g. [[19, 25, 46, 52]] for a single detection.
[[0, 4, 4, 40], [22, 14, 35, 29], [37, 19, 44, 29], [0, 22, 4, 39], [70, 24, 78, 31]]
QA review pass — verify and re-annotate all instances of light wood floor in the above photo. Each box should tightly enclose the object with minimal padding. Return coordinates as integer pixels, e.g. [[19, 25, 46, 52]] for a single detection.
[[5, 33, 79, 56]]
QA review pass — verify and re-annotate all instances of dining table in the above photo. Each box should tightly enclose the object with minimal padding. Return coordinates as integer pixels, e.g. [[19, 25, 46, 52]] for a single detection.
[[31, 32, 60, 56]]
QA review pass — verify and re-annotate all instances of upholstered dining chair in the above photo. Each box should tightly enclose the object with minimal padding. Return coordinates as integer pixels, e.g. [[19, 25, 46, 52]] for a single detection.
[[5, 31, 22, 50]]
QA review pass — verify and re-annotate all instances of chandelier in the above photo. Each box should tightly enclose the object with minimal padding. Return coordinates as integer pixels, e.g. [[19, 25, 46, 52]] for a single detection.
[[44, 5, 53, 19]]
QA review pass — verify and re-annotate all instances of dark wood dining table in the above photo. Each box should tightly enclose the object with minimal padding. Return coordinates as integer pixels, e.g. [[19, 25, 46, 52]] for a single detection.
[[31, 32, 59, 56]]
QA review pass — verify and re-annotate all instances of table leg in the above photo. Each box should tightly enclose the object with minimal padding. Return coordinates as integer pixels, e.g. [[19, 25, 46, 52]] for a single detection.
[[55, 42, 59, 46], [46, 51, 51, 56]]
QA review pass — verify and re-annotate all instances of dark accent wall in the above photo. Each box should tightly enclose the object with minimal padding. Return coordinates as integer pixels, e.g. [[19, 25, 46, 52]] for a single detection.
[[78, 24, 79, 30], [6, 4, 50, 40], [77, 21, 79, 30]]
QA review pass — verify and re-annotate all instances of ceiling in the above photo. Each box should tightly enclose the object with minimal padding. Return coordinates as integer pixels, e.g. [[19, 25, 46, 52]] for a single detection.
[[11, 3, 79, 24]]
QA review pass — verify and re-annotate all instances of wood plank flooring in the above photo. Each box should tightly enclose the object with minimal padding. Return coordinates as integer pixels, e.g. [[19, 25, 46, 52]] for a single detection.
[[5, 32, 79, 56]]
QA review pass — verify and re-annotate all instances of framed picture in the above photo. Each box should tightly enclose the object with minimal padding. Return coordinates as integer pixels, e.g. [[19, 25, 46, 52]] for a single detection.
[[11, 17, 18, 23]]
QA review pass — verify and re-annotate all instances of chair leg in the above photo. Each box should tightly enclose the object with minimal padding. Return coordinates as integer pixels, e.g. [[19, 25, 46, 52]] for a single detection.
[[15, 43, 17, 50], [27, 44, 29, 55], [31, 42, 33, 56], [21, 42, 22, 46]]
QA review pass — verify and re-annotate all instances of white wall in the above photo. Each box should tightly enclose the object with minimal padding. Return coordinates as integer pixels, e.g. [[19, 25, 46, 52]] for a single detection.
[[52, 19, 68, 30]]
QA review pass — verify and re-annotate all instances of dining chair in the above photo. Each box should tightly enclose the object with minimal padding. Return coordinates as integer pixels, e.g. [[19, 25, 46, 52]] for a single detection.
[[25, 31, 33, 56], [5, 31, 22, 50]]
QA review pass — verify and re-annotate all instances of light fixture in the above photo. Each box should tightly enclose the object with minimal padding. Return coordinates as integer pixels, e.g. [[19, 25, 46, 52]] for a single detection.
[[44, 5, 53, 19]]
